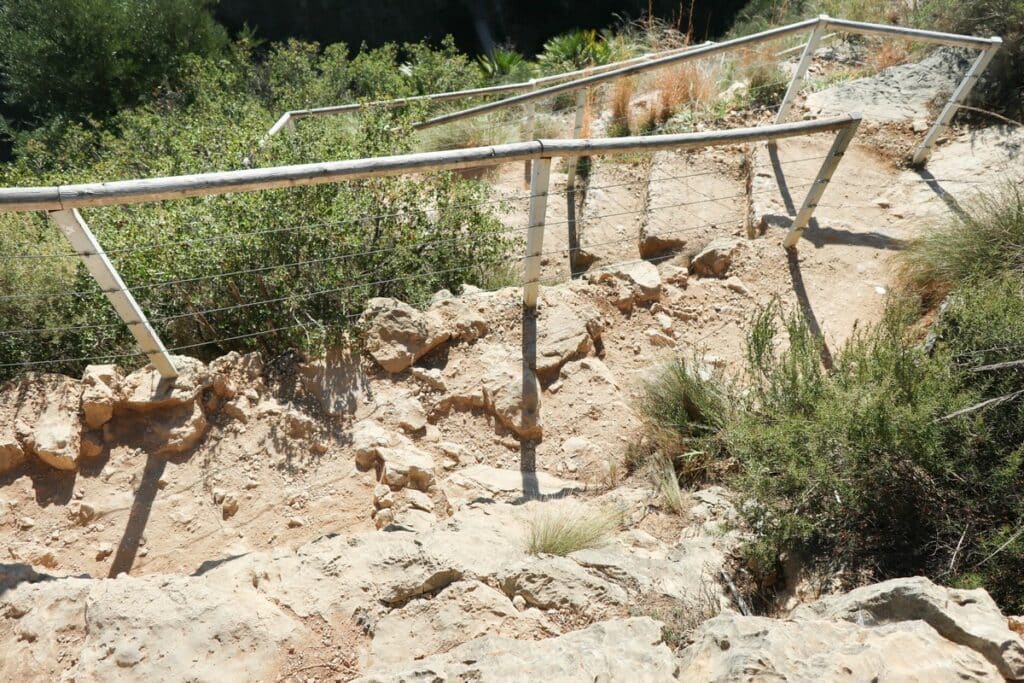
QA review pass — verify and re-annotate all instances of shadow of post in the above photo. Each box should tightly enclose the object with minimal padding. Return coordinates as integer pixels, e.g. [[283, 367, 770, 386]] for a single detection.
[[107, 453, 167, 577], [914, 167, 968, 220], [520, 306, 540, 500], [786, 247, 835, 370], [769, 142, 797, 215]]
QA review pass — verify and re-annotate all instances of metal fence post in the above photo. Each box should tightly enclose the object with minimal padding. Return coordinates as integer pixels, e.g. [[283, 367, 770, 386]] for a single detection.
[[783, 115, 862, 248], [523, 79, 538, 185], [911, 38, 1002, 165], [522, 157, 552, 309], [776, 15, 829, 124], [49, 209, 178, 379]]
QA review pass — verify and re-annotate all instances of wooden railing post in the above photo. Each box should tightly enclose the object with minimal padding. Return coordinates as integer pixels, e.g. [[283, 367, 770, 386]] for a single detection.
[[783, 115, 861, 248], [911, 38, 1002, 165], [776, 16, 829, 124], [49, 209, 178, 378], [523, 79, 538, 186], [565, 88, 588, 277], [522, 157, 552, 309]]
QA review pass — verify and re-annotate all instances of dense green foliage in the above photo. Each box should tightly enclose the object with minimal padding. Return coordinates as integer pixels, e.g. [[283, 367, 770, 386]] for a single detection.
[[0, 42, 513, 379], [0, 0, 228, 123], [642, 191, 1024, 612]]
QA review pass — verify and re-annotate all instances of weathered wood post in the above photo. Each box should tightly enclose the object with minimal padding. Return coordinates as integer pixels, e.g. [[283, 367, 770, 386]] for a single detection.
[[911, 38, 1002, 165], [523, 79, 538, 186], [522, 157, 552, 309], [49, 209, 178, 379], [565, 88, 588, 277], [783, 114, 862, 248], [776, 15, 829, 124]]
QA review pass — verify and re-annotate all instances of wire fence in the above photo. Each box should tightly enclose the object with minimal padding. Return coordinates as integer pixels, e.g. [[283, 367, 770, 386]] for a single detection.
[[0, 116, 877, 380]]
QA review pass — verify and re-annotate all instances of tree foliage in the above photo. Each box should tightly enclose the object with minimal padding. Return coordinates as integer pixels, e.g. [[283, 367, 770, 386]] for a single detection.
[[0, 41, 512, 379], [0, 0, 229, 123]]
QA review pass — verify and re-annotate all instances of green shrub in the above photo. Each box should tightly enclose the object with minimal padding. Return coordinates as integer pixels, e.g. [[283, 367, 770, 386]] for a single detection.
[[745, 62, 789, 107], [0, 0, 228, 123], [476, 47, 534, 84], [0, 48, 515, 380], [526, 505, 620, 556], [643, 206, 1024, 610], [537, 29, 635, 74]]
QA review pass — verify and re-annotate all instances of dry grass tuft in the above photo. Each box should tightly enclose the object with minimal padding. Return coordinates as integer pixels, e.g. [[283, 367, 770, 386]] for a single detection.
[[609, 77, 635, 136], [868, 40, 909, 72], [656, 62, 718, 123], [526, 504, 621, 556]]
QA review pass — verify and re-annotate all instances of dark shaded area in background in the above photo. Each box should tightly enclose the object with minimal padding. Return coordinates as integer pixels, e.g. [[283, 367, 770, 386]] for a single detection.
[[214, 0, 749, 55]]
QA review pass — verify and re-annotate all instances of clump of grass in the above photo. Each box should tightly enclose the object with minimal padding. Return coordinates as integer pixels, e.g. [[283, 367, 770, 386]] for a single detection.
[[526, 504, 620, 556], [633, 578, 723, 649], [744, 61, 788, 107], [657, 62, 717, 124], [416, 114, 516, 152], [897, 185, 1024, 304], [868, 40, 909, 72], [608, 77, 634, 136]]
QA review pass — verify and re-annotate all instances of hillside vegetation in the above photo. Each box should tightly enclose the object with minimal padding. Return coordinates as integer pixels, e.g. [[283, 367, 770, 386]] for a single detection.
[[642, 187, 1024, 612]]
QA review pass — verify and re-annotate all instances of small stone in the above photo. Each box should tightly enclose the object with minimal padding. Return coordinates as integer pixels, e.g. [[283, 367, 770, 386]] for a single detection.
[[404, 489, 434, 513], [17, 516, 35, 530], [212, 488, 226, 505], [911, 118, 929, 133], [724, 276, 752, 298], [691, 238, 742, 278], [96, 542, 114, 560], [395, 395, 427, 433], [646, 329, 675, 347], [221, 494, 239, 520], [76, 503, 97, 525], [410, 366, 447, 392], [287, 516, 305, 529], [80, 433, 104, 459], [373, 484, 395, 509], [512, 595, 527, 611], [654, 312, 674, 333], [874, 196, 892, 209], [373, 508, 395, 529]]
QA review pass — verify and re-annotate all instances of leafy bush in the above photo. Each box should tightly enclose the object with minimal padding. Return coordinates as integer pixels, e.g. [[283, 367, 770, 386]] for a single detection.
[[526, 505, 620, 556], [0, 0, 228, 123], [642, 191, 1024, 612], [0, 45, 514, 380], [537, 29, 635, 74], [477, 47, 534, 84]]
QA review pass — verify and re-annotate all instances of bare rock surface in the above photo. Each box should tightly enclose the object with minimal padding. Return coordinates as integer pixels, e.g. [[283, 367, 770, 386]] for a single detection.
[[360, 297, 449, 373], [368, 580, 553, 667], [679, 613, 1002, 682], [677, 576, 1024, 683], [805, 47, 970, 122], [792, 576, 1024, 679], [356, 617, 677, 682], [442, 464, 583, 503], [1, 573, 297, 682]]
